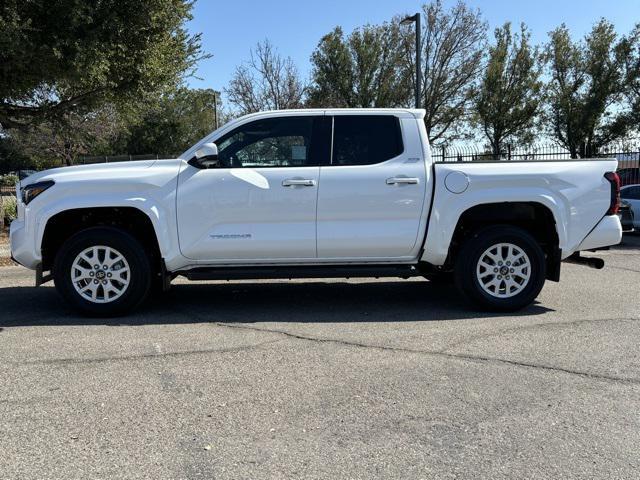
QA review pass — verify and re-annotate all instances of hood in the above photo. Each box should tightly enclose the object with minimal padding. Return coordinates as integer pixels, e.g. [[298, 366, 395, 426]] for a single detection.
[[21, 159, 179, 187]]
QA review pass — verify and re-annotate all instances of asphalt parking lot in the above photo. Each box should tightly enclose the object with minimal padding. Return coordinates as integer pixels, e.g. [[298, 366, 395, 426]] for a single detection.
[[1, 236, 639, 479]]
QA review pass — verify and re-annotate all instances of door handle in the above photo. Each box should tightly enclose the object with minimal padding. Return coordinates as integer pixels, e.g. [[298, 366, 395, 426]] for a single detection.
[[386, 177, 419, 185], [282, 179, 316, 187]]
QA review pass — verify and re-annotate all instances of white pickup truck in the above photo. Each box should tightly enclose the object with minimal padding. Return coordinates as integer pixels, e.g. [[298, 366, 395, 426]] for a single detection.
[[10, 109, 623, 316]]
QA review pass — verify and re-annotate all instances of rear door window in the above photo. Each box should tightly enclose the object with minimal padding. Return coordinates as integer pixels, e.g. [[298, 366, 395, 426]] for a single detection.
[[331, 115, 403, 166]]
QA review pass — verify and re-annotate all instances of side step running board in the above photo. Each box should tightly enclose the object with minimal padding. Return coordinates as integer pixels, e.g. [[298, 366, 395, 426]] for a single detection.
[[564, 253, 605, 269], [179, 264, 422, 281]]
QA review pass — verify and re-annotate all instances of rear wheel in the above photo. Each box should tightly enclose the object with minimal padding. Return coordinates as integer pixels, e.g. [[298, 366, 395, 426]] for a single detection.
[[454, 226, 546, 311], [53, 227, 152, 316]]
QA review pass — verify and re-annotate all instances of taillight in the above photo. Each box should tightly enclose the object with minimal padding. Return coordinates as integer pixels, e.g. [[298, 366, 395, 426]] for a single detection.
[[604, 172, 621, 215]]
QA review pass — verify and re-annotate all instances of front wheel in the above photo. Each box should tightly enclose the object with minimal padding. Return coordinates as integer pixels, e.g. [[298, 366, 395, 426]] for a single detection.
[[53, 227, 152, 316], [454, 226, 546, 312]]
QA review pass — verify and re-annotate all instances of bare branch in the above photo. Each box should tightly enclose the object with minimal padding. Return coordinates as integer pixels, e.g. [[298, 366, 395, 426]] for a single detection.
[[226, 40, 305, 114]]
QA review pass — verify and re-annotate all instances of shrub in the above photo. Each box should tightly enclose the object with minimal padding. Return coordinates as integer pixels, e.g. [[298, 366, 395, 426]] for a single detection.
[[0, 174, 19, 187], [2, 195, 18, 224]]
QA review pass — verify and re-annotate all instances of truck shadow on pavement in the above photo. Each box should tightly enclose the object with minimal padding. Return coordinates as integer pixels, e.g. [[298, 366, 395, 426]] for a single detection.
[[0, 279, 553, 328]]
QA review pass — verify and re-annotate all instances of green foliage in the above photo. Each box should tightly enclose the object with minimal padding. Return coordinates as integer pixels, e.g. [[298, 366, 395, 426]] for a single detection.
[[5, 107, 121, 167], [544, 20, 629, 157], [308, 0, 487, 145], [123, 88, 221, 156], [619, 23, 640, 133], [0, 0, 207, 130], [308, 28, 354, 107], [2, 195, 17, 224], [0, 173, 18, 186], [0, 88, 223, 169], [308, 24, 409, 108], [474, 23, 542, 156]]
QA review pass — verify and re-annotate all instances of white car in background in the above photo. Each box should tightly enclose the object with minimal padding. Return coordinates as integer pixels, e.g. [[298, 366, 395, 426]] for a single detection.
[[621, 185, 640, 230]]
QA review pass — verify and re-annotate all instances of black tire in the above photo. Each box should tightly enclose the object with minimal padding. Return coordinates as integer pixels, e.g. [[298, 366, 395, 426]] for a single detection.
[[53, 227, 152, 317], [454, 225, 546, 312]]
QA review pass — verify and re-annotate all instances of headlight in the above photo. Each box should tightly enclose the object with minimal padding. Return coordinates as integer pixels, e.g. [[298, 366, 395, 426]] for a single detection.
[[21, 180, 55, 205]]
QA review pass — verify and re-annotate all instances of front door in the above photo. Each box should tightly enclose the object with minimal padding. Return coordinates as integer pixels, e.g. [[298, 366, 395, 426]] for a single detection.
[[176, 115, 329, 262]]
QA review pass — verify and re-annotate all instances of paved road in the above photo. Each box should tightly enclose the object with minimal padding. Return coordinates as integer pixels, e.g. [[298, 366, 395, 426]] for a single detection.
[[1, 236, 639, 479]]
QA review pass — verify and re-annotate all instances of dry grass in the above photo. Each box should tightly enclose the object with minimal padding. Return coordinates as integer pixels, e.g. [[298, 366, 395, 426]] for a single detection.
[[0, 227, 14, 266], [0, 257, 16, 267]]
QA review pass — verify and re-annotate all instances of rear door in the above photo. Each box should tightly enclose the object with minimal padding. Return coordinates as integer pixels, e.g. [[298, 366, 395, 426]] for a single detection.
[[316, 114, 428, 260]]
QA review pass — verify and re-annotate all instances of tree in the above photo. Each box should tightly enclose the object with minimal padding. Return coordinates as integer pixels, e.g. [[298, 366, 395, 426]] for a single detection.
[[226, 40, 305, 114], [124, 88, 222, 156], [4, 107, 121, 168], [308, 24, 409, 108], [473, 23, 541, 157], [0, 0, 206, 130], [1, 88, 224, 167], [544, 21, 628, 157], [401, 0, 487, 143], [0, 132, 29, 173], [619, 23, 640, 133]]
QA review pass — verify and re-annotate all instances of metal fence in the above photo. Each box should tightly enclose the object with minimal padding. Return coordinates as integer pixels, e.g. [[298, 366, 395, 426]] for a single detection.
[[77, 153, 177, 164], [434, 142, 640, 163], [433, 142, 640, 186]]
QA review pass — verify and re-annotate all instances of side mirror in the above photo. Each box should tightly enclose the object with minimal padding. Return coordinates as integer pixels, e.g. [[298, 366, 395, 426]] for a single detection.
[[191, 142, 219, 168]]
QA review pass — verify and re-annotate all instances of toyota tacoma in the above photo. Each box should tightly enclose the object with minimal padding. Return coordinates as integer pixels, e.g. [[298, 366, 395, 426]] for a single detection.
[[10, 109, 623, 315]]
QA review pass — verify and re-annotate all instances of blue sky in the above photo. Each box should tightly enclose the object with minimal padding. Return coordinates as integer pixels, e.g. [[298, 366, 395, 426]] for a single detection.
[[186, 0, 639, 95]]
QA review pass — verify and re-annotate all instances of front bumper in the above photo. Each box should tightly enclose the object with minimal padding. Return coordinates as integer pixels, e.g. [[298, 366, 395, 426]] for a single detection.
[[577, 215, 623, 252], [9, 219, 40, 270]]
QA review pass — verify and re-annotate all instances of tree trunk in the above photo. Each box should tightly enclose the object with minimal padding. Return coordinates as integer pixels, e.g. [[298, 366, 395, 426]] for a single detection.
[[569, 144, 579, 159], [579, 142, 587, 159], [492, 134, 502, 161]]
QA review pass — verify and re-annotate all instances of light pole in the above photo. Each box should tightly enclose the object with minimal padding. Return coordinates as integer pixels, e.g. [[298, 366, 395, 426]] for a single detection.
[[400, 13, 421, 109], [213, 90, 219, 129]]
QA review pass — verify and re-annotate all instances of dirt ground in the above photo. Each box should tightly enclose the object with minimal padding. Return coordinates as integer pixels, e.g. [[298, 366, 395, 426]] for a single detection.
[[0, 228, 16, 266]]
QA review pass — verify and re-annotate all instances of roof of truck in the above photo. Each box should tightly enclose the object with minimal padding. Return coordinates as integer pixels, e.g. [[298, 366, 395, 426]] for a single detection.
[[235, 108, 426, 120]]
